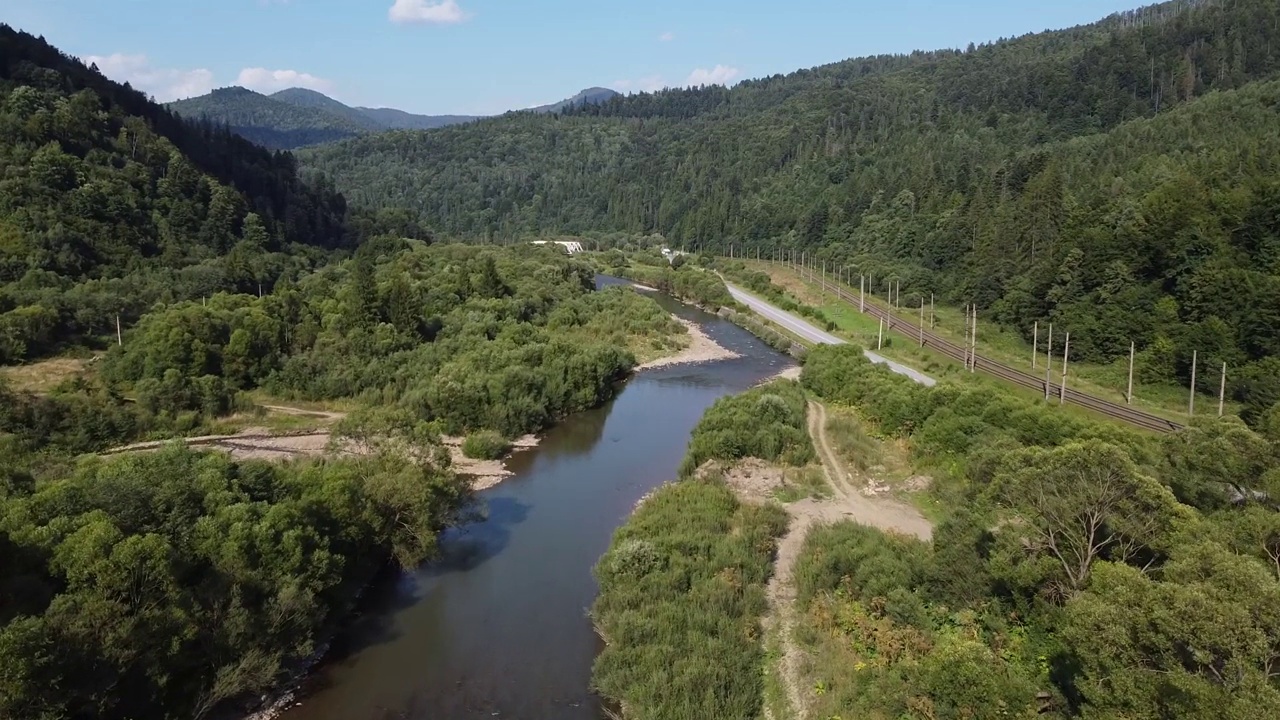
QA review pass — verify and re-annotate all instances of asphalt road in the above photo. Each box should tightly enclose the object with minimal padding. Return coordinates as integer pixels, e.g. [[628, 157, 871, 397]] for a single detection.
[[726, 283, 937, 387]]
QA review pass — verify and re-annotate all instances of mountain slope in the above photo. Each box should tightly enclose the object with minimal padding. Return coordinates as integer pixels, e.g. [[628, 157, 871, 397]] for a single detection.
[[0, 24, 355, 362], [271, 87, 385, 131], [528, 86, 620, 114], [169, 86, 625, 149], [298, 0, 1280, 419], [169, 87, 366, 148], [355, 106, 480, 130]]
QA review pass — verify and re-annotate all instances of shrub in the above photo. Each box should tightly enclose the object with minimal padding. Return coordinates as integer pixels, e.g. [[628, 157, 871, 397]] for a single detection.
[[679, 379, 814, 476], [591, 478, 788, 720], [461, 429, 510, 459]]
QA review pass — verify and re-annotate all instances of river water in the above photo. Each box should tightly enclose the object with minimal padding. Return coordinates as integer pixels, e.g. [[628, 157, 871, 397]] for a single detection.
[[279, 284, 794, 720]]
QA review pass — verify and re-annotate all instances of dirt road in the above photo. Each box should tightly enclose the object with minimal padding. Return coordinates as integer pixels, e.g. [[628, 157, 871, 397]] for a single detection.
[[759, 400, 932, 720]]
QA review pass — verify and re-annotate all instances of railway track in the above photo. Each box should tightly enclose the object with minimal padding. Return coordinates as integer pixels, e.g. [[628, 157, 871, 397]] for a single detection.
[[815, 280, 1184, 434]]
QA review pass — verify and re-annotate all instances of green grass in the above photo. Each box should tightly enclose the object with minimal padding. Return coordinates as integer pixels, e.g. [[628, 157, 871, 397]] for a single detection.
[[205, 409, 324, 436], [823, 410, 884, 474], [591, 476, 789, 720], [774, 465, 831, 503]]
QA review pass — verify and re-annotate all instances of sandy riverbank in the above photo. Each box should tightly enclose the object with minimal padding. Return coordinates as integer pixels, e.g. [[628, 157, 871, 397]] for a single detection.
[[636, 316, 741, 371], [100, 418, 542, 492]]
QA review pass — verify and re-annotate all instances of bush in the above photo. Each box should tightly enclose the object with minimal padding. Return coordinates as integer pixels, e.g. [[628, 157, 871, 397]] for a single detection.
[[679, 379, 814, 477], [461, 429, 510, 459], [591, 477, 788, 720]]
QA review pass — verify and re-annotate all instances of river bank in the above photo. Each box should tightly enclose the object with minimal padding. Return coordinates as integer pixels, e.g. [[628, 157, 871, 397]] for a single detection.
[[271, 291, 792, 720], [635, 316, 741, 370]]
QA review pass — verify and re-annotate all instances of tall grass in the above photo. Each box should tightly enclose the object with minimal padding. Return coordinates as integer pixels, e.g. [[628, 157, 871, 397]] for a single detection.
[[823, 411, 883, 474], [591, 477, 788, 720]]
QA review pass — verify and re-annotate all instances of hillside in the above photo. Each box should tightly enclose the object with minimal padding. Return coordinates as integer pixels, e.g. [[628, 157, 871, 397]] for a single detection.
[[528, 86, 620, 114], [170, 86, 620, 149], [0, 24, 355, 364], [353, 105, 479, 130], [168, 86, 368, 148], [271, 87, 385, 131], [299, 0, 1280, 422]]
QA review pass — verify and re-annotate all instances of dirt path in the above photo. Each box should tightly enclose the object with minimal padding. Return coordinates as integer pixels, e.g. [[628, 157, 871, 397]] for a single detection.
[[759, 400, 932, 720], [99, 404, 537, 491], [259, 405, 348, 422], [806, 402, 933, 539]]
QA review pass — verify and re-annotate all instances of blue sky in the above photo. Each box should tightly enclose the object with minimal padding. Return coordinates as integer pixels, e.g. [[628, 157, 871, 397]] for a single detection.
[[6, 0, 1142, 115]]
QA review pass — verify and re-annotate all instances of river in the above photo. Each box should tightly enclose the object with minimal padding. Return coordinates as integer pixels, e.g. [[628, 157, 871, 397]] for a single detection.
[[278, 282, 795, 720]]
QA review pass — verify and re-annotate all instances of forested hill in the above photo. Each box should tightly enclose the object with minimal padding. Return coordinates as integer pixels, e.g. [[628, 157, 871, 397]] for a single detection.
[[0, 24, 355, 364], [300, 0, 1280, 421], [169, 86, 619, 150], [168, 86, 374, 149]]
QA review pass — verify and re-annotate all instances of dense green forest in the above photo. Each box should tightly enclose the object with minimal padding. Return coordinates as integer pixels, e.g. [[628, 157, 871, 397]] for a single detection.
[[795, 343, 1280, 719], [301, 0, 1280, 422], [0, 25, 371, 366], [101, 242, 672, 437], [168, 85, 619, 151], [0, 441, 473, 719]]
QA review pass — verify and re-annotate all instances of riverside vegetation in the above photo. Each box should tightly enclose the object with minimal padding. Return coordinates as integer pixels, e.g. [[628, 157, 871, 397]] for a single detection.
[[0, 241, 686, 719], [0, 28, 688, 720], [793, 344, 1280, 719], [591, 380, 811, 719], [595, 343, 1280, 720]]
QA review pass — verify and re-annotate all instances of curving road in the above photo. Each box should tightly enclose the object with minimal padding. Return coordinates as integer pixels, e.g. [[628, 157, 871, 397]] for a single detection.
[[726, 283, 936, 387]]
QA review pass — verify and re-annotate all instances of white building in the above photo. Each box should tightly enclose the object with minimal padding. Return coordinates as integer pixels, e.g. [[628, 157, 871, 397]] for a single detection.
[[530, 240, 584, 254]]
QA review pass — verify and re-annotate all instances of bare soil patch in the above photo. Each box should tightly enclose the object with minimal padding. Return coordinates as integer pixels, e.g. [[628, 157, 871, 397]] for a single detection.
[[101, 405, 540, 492]]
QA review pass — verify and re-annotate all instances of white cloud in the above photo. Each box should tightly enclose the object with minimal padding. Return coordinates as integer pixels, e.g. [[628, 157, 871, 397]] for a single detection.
[[389, 0, 468, 24], [82, 53, 215, 101], [236, 67, 334, 94], [659, 31, 675, 42], [684, 65, 740, 87], [613, 65, 742, 94]]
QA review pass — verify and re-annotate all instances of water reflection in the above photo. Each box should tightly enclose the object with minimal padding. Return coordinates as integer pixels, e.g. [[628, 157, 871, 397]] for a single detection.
[[280, 284, 794, 720]]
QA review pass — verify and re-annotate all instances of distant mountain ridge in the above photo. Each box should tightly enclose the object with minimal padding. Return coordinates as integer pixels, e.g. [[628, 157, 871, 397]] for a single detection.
[[167, 86, 620, 150]]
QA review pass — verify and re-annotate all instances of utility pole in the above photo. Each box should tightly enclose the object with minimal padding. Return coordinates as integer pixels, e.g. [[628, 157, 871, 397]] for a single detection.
[[1127, 342, 1135, 405], [1059, 332, 1071, 403], [963, 304, 971, 370], [919, 297, 925, 347], [1189, 350, 1198, 416], [116, 314, 122, 346], [877, 316, 884, 350], [1044, 324, 1054, 400], [970, 307, 977, 373], [1032, 321, 1039, 369], [860, 275, 866, 312], [930, 293, 935, 328], [896, 280, 902, 311], [821, 261, 827, 298], [1218, 362, 1227, 417]]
